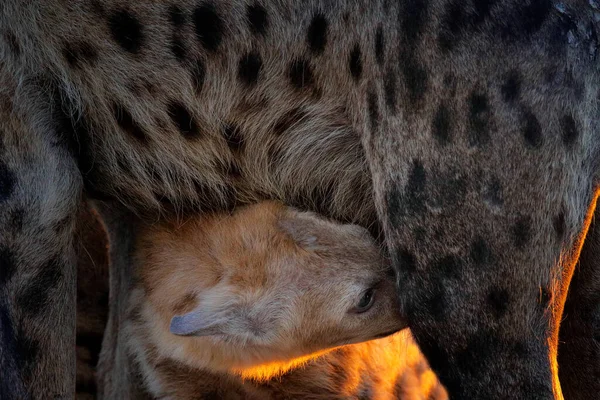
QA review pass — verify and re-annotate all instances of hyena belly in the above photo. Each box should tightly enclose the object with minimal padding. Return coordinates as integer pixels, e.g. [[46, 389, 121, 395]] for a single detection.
[[8, 1, 377, 229]]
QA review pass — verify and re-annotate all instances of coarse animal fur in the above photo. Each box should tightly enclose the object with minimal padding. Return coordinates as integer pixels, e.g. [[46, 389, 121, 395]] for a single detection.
[[1, 1, 599, 399], [123, 200, 440, 399], [129, 201, 403, 379], [75, 201, 110, 399], [76, 200, 447, 400]]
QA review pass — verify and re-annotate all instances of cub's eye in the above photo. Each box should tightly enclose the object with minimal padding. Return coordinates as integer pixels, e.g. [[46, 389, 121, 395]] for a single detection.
[[354, 288, 375, 313]]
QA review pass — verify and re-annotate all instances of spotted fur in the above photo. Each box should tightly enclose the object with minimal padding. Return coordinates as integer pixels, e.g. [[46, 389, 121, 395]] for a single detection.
[[1, 1, 599, 399]]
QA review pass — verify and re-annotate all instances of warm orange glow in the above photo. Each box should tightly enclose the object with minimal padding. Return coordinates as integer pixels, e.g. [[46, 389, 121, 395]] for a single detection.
[[234, 331, 448, 399], [233, 348, 335, 381], [549, 187, 599, 400]]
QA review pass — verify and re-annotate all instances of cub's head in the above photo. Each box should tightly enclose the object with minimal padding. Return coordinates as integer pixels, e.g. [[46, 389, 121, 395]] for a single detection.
[[137, 201, 405, 380]]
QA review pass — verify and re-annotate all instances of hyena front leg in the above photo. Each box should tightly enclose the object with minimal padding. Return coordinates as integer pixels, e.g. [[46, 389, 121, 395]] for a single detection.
[[558, 201, 600, 400], [0, 84, 82, 397], [372, 128, 598, 400], [365, 47, 599, 398]]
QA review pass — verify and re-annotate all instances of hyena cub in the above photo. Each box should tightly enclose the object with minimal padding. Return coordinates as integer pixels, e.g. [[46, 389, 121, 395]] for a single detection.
[[125, 200, 405, 394]]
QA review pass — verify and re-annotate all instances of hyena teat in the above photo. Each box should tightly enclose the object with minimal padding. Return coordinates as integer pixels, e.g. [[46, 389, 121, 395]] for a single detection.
[[127, 200, 405, 382]]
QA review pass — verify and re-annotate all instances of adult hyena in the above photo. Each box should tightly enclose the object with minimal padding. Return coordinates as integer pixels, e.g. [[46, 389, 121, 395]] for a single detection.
[[0, 1, 599, 399]]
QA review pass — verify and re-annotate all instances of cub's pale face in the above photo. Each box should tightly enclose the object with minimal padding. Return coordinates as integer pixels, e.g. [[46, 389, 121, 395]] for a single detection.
[[139, 202, 405, 379], [170, 233, 403, 355]]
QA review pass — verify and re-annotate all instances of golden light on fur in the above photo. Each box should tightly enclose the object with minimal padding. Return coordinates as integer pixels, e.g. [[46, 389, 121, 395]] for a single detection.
[[232, 348, 335, 381], [549, 187, 600, 400], [127, 201, 408, 397]]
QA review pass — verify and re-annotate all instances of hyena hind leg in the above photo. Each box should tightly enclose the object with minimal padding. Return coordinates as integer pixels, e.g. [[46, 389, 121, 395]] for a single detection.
[[0, 88, 82, 397]]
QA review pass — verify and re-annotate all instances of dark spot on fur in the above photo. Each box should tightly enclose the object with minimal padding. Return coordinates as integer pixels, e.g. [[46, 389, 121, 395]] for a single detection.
[[401, 59, 428, 106], [468, 92, 490, 146], [9, 208, 25, 232], [406, 160, 427, 214], [512, 216, 532, 249], [113, 104, 149, 143], [168, 4, 186, 27], [4, 31, 21, 57], [168, 102, 200, 139], [238, 52, 262, 86], [273, 107, 306, 136], [247, 3, 269, 36], [0, 246, 16, 286], [522, 110, 543, 148], [498, 0, 552, 41], [349, 44, 363, 81], [394, 249, 417, 273], [0, 161, 16, 203], [223, 159, 242, 179], [388, 160, 427, 222], [435, 254, 463, 280], [17, 257, 63, 316], [560, 114, 579, 147], [501, 71, 521, 103], [367, 91, 379, 131], [438, 0, 495, 51], [384, 69, 397, 112], [375, 26, 385, 65], [432, 103, 451, 145], [307, 14, 328, 55], [401, 0, 429, 42], [487, 288, 510, 318], [438, 1, 466, 52], [223, 124, 244, 151], [455, 333, 536, 381], [63, 41, 99, 69], [470, 237, 493, 266], [108, 9, 144, 54], [414, 359, 429, 376], [288, 59, 314, 89], [192, 59, 206, 93], [428, 284, 448, 319], [170, 36, 187, 62], [193, 3, 224, 52], [553, 211, 566, 239]]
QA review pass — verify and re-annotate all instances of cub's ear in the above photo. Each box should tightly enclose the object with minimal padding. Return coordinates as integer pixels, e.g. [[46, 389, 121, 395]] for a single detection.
[[278, 214, 320, 249], [169, 308, 224, 337]]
